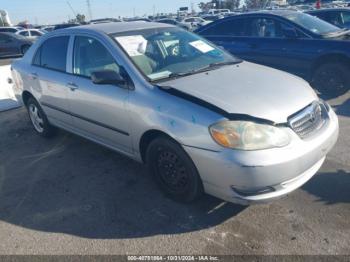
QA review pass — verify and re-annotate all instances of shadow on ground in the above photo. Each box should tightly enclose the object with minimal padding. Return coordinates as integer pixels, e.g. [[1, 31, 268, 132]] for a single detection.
[[334, 98, 350, 117], [0, 118, 245, 239], [302, 170, 350, 205]]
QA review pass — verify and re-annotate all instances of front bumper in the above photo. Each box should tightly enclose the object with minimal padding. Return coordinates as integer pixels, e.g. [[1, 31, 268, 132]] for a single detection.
[[184, 109, 339, 205]]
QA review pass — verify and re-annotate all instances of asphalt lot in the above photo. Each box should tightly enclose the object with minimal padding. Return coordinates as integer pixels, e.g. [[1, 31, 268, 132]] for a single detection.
[[0, 58, 349, 255]]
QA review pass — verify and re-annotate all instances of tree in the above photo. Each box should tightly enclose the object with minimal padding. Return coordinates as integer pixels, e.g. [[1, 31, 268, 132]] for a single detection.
[[223, 0, 241, 10], [244, 0, 269, 9], [198, 1, 214, 12], [68, 13, 86, 24], [198, 0, 241, 12], [76, 13, 86, 24]]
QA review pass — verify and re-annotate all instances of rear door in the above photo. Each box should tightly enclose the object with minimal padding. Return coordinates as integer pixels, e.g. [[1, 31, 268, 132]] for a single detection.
[[66, 35, 132, 154], [31, 35, 73, 126], [242, 16, 310, 76]]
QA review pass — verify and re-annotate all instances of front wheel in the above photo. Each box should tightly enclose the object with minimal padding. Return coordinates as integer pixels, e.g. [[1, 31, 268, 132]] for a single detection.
[[26, 97, 56, 137], [311, 62, 350, 98], [146, 137, 204, 202]]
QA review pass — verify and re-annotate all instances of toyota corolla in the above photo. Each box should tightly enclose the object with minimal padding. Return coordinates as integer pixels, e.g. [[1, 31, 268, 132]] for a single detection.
[[11, 22, 339, 205]]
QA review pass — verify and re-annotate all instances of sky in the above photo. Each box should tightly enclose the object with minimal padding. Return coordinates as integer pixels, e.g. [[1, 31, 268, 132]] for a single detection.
[[2, 0, 204, 25]]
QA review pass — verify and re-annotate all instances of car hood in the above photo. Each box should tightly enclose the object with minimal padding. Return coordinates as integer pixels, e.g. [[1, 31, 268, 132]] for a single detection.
[[159, 62, 318, 123]]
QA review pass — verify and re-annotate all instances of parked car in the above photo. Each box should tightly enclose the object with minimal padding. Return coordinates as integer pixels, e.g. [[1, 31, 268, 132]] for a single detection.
[[11, 22, 338, 205], [126, 18, 152, 22], [196, 10, 350, 96], [306, 8, 350, 29], [156, 18, 191, 30], [0, 26, 24, 33], [41, 26, 55, 32], [16, 29, 46, 40], [201, 14, 224, 22], [90, 18, 122, 24], [207, 9, 231, 15], [0, 32, 32, 58], [53, 23, 80, 30], [182, 17, 211, 28]]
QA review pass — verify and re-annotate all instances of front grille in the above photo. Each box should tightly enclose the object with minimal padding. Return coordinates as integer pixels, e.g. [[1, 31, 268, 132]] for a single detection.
[[288, 101, 328, 139]]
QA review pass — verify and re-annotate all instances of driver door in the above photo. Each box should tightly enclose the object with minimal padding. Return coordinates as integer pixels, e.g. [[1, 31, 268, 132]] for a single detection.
[[67, 35, 132, 154]]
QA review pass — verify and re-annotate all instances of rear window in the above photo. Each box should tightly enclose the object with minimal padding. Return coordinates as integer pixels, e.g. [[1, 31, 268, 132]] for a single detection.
[[199, 18, 246, 36], [33, 36, 69, 72]]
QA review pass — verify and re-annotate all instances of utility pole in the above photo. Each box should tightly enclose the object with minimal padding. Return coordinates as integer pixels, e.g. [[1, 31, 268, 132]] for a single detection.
[[87, 0, 93, 21]]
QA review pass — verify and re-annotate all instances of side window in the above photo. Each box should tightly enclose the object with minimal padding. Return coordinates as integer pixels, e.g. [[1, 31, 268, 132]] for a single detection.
[[247, 18, 283, 38], [19, 31, 29, 36], [341, 11, 350, 26], [200, 19, 246, 36], [73, 36, 120, 78], [30, 30, 42, 36], [39, 36, 69, 72], [325, 12, 342, 26]]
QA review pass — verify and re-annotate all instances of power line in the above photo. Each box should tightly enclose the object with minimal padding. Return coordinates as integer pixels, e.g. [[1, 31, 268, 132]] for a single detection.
[[86, 0, 93, 20], [66, 1, 77, 17]]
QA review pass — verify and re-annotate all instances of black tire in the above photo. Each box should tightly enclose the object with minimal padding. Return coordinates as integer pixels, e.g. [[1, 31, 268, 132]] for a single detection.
[[21, 45, 30, 55], [311, 62, 350, 97], [26, 97, 56, 138], [146, 136, 204, 202]]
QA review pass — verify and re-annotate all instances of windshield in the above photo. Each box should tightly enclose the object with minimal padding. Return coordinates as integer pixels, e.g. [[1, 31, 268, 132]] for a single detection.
[[284, 12, 341, 35], [111, 27, 239, 82]]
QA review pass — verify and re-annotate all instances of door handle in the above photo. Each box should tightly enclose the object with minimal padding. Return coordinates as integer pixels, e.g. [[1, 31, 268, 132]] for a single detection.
[[30, 72, 38, 79], [67, 82, 79, 91]]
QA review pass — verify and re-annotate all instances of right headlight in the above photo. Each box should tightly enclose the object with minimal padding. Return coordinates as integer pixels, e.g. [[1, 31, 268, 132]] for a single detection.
[[209, 120, 291, 150]]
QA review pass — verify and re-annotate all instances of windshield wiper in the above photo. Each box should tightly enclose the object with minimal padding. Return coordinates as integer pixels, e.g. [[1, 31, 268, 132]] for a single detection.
[[151, 60, 241, 82], [186, 60, 242, 75]]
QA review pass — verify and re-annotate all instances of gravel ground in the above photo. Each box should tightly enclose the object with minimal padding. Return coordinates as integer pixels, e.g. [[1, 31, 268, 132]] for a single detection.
[[0, 59, 349, 255]]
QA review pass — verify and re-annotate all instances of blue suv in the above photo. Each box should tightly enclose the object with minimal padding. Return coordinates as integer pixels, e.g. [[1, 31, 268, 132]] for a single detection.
[[196, 10, 350, 97]]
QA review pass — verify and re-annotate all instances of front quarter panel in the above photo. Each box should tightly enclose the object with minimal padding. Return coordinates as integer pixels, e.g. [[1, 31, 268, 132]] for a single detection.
[[128, 84, 225, 161]]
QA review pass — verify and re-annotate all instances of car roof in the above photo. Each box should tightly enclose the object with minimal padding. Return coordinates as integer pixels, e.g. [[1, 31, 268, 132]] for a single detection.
[[307, 8, 350, 13], [245, 10, 301, 16], [65, 21, 174, 34], [0, 31, 27, 39], [0, 32, 13, 35], [0, 26, 21, 29]]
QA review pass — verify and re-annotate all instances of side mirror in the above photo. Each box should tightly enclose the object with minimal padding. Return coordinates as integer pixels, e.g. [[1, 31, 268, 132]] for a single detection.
[[91, 70, 127, 87], [283, 28, 298, 39]]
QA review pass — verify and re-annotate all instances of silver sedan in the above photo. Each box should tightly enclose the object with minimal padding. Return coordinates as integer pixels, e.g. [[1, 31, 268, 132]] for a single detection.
[[11, 22, 339, 205]]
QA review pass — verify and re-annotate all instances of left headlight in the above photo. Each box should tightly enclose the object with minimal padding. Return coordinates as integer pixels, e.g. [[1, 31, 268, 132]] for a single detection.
[[209, 121, 291, 150]]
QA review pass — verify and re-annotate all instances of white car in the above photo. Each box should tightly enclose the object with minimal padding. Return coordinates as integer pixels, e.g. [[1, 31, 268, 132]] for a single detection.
[[16, 29, 45, 40], [207, 9, 231, 15], [182, 17, 211, 28]]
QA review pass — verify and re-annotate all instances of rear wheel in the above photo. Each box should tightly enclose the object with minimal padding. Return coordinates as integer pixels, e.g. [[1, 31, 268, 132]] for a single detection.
[[311, 62, 350, 97], [146, 137, 203, 202], [26, 97, 56, 137]]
